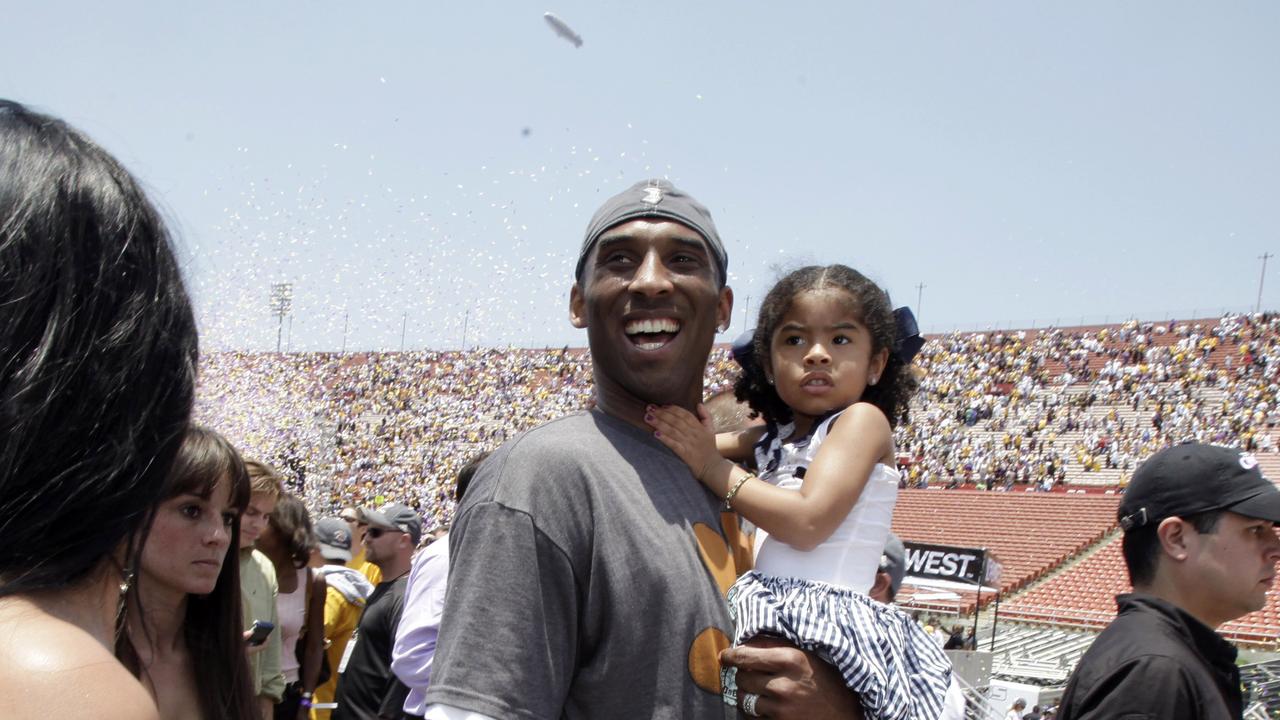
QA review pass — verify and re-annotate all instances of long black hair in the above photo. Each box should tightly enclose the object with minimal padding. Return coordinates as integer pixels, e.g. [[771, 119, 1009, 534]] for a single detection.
[[119, 426, 257, 720], [734, 264, 918, 428], [0, 100, 197, 598]]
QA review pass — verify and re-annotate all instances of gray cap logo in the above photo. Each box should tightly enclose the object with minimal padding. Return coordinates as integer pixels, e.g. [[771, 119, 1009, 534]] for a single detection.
[[641, 186, 663, 205]]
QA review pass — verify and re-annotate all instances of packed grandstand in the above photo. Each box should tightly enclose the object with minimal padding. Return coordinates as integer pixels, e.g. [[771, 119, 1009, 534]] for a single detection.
[[196, 310, 1280, 715]]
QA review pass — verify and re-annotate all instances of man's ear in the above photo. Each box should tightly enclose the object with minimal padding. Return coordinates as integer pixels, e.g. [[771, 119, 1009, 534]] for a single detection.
[[569, 283, 587, 329], [1156, 516, 1192, 562], [868, 570, 894, 604], [716, 286, 734, 334]]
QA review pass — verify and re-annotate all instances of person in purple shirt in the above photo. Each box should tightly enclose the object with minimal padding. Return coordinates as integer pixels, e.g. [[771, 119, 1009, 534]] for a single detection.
[[390, 452, 489, 719]]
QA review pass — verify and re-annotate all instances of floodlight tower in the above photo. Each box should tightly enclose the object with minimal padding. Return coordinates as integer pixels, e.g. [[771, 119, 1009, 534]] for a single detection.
[[269, 282, 294, 353]]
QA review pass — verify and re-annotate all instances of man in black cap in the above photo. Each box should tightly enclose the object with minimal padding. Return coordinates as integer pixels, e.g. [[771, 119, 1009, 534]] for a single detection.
[[1058, 443, 1280, 720], [424, 179, 859, 720]]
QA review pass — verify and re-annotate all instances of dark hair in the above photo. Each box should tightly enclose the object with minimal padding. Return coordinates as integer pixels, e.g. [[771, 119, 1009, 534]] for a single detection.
[[455, 450, 491, 503], [1122, 510, 1222, 586], [0, 100, 197, 598], [734, 264, 918, 428], [269, 493, 316, 569], [119, 426, 256, 720]]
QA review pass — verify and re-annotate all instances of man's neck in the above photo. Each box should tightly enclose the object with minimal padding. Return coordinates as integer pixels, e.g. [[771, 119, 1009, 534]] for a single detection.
[[1133, 579, 1225, 629], [593, 378, 701, 433], [376, 554, 412, 582]]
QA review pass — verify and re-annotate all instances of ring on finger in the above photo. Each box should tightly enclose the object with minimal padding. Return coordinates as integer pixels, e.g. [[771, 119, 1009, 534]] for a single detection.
[[742, 691, 762, 717]]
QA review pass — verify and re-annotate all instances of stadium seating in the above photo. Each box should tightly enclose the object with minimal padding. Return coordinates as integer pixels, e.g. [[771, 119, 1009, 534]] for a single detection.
[[890, 490, 1120, 613], [1000, 533, 1280, 647]]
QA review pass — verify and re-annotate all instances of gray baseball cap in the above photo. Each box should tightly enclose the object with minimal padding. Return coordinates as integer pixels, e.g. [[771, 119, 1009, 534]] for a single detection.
[[315, 517, 353, 562], [575, 178, 727, 286], [363, 502, 423, 545], [879, 533, 906, 597]]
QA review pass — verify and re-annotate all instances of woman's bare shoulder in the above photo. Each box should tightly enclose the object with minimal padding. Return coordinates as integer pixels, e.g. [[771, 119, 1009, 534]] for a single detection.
[[0, 608, 158, 720]]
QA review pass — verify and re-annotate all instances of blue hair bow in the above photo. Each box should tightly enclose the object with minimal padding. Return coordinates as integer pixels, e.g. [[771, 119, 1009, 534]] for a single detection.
[[894, 307, 924, 365]]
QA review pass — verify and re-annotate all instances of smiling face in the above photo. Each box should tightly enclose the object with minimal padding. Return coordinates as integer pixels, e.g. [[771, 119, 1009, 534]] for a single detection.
[[765, 289, 888, 436], [570, 219, 732, 420], [1181, 511, 1280, 626], [140, 476, 237, 597]]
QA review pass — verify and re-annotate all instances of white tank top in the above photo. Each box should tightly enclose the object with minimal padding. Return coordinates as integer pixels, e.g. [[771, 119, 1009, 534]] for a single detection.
[[277, 567, 308, 683], [752, 410, 899, 592]]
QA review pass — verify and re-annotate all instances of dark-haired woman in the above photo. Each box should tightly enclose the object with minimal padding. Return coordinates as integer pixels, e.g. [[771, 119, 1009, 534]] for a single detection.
[[258, 493, 327, 719], [0, 99, 197, 720], [121, 426, 258, 719]]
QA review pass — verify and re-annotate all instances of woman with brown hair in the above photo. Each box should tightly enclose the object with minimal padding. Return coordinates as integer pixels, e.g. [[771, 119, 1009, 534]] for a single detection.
[[119, 426, 258, 719]]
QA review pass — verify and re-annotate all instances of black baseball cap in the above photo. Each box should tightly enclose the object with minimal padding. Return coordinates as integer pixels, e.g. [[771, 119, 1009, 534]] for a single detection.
[[1118, 443, 1280, 530]]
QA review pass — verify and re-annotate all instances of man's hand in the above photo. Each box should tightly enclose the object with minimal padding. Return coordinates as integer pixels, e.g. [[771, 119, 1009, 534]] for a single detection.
[[721, 637, 863, 720]]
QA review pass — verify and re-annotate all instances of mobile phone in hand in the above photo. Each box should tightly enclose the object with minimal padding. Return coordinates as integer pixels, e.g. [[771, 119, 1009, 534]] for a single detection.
[[246, 620, 275, 647]]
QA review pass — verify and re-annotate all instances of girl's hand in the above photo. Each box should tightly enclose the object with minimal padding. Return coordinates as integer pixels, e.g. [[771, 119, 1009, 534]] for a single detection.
[[645, 404, 723, 481]]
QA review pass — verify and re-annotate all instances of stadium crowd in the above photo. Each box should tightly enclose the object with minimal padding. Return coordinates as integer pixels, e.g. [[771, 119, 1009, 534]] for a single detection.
[[196, 313, 1280, 526]]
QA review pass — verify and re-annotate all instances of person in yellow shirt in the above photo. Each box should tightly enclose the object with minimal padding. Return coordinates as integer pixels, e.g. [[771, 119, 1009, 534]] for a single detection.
[[340, 506, 383, 586], [310, 517, 375, 720]]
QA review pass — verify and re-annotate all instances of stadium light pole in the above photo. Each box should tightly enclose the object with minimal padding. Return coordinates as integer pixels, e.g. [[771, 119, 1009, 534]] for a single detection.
[[461, 308, 471, 352], [916, 282, 926, 323], [269, 282, 293, 353], [341, 310, 349, 354], [741, 296, 751, 334], [401, 313, 408, 352], [1258, 252, 1272, 314]]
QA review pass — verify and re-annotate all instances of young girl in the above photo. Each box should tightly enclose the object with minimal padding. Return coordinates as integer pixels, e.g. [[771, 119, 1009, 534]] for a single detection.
[[646, 264, 949, 720]]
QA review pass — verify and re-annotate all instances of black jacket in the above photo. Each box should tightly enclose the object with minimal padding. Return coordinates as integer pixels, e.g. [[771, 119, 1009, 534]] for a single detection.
[[1057, 593, 1242, 720]]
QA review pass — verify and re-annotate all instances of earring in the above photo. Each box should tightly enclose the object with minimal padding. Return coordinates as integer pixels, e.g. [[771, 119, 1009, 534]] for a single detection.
[[114, 566, 135, 636], [869, 375, 879, 386]]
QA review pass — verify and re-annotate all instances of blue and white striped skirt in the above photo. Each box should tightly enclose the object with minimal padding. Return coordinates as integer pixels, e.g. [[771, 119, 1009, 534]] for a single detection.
[[723, 571, 951, 720]]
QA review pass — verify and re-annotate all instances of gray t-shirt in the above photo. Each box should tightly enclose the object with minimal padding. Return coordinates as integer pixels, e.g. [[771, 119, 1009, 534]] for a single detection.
[[425, 409, 748, 720]]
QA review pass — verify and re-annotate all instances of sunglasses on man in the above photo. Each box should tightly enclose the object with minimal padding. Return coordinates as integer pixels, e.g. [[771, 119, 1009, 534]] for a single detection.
[[366, 527, 403, 539]]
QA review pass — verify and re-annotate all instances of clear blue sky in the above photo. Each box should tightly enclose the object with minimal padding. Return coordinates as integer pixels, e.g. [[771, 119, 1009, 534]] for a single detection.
[[4, 2, 1278, 350]]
